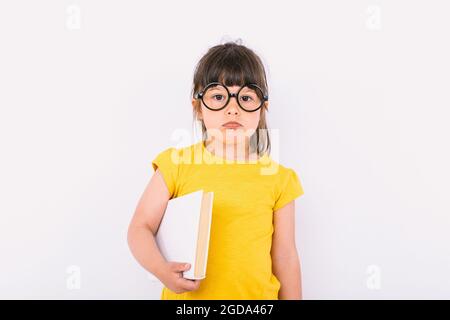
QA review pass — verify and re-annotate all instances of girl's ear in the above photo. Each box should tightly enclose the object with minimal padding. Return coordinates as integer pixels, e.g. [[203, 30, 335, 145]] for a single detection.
[[192, 98, 203, 120]]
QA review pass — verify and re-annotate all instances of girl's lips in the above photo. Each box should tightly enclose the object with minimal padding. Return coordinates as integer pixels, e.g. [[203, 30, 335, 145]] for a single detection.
[[222, 121, 243, 129]]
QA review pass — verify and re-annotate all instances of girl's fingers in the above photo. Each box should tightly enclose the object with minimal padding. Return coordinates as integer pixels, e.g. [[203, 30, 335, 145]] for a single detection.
[[169, 262, 191, 272], [179, 278, 201, 291]]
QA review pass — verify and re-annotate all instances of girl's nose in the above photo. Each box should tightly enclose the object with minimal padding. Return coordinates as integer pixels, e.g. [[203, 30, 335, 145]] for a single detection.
[[226, 96, 240, 115]]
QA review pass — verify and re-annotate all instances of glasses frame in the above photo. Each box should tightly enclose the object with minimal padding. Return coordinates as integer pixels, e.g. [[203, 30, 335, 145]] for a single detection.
[[194, 82, 268, 112]]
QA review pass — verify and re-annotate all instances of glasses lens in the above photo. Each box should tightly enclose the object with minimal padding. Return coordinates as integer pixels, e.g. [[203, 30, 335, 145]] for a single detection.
[[203, 84, 228, 110], [238, 85, 263, 111]]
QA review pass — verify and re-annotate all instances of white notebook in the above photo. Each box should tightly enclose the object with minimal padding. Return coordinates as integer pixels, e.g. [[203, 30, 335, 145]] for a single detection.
[[155, 190, 214, 280]]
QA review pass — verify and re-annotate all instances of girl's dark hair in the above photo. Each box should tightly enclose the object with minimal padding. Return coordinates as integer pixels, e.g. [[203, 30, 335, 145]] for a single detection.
[[191, 41, 271, 157]]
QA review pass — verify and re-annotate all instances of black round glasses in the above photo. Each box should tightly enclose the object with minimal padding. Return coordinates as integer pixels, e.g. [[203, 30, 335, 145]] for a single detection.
[[194, 82, 268, 112]]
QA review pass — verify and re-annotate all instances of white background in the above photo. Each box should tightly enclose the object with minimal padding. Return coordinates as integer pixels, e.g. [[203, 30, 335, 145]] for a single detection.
[[0, 0, 449, 299]]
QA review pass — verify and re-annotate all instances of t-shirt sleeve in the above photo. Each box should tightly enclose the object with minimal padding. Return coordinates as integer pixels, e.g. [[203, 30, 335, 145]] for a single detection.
[[273, 168, 305, 212], [151, 147, 179, 198]]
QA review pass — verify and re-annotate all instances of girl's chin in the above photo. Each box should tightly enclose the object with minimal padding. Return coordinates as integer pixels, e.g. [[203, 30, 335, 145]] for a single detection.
[[221, 127, 253, 136], [207, 128, 254, 144], [221, 127, 245, 132]]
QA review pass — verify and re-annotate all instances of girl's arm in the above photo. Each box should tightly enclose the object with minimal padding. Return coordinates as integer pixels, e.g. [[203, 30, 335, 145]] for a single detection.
[[127, 169, 170, 278], [271, 200, 303, 300], [127, 169, 200, 294]]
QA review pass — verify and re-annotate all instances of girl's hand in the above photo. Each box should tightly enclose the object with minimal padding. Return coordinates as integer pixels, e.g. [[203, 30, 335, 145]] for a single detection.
[[160, 262, 201, 294]]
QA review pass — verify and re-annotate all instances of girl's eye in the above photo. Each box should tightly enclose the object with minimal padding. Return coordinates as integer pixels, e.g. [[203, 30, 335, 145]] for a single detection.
[[213, 95, 225, 101], [241, 95, 253, 102]]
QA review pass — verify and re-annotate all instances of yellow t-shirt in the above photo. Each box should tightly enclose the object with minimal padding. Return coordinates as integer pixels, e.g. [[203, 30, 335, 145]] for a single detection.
[[151, 141, 304, 300]]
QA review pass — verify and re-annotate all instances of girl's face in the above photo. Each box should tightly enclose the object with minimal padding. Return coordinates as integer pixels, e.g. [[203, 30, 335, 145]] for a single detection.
[[193, 84, 267, 147]]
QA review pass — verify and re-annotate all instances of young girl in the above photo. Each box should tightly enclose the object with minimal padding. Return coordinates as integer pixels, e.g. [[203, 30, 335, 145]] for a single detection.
[[127, 41, 305, 300]]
